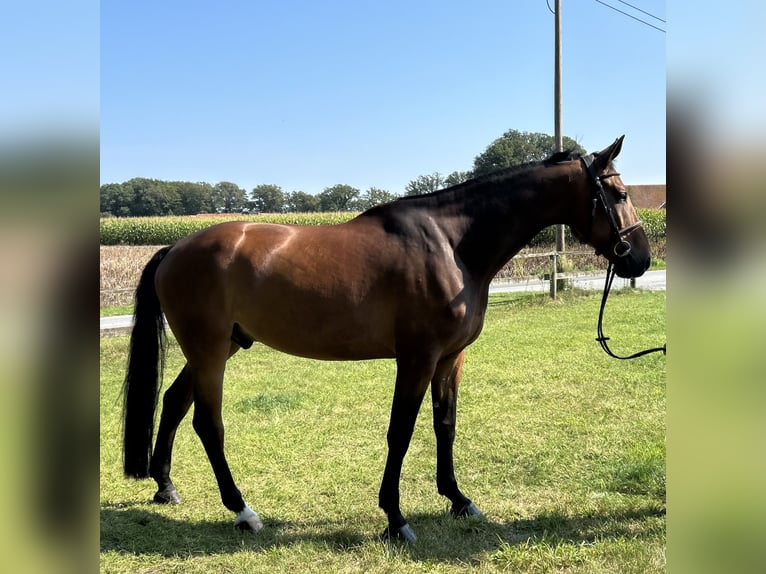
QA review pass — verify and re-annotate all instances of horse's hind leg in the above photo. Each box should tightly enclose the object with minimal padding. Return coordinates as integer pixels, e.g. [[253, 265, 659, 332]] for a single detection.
[[149, 365, 193, 504], [431, 350, 483, 519], [188, 342, 263, 531], [150, 344, 242, 505]]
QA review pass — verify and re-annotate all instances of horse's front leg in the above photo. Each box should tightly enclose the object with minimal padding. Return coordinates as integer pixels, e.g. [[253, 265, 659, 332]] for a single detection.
[[431, 350, 483, 519], [378, 353, 436, 543]]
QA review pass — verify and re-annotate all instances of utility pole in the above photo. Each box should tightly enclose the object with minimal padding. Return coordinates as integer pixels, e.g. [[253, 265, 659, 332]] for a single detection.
[[554, 0, 565, 254], [549, 0, 565, 299]]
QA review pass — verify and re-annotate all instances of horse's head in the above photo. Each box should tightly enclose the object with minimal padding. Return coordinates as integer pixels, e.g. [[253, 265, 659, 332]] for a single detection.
[[570, 136, 652, 279]]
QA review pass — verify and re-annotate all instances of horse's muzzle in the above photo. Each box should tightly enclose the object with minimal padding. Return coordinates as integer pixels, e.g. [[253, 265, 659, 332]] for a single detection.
[[614, 252, 651, 279]]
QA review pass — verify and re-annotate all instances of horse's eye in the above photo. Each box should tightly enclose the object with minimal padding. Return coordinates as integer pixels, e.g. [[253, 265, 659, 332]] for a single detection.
[[617, 192, 628, 203]]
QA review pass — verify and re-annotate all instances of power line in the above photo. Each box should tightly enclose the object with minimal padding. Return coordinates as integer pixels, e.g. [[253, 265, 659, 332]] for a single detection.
[[593, 0, 666, 33], [545, 0, 556, 16], [613, 0, 666, 23]]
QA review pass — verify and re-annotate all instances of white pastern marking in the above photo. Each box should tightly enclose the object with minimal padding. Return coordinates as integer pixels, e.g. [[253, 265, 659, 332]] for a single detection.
[[234, 504, 263, 532]]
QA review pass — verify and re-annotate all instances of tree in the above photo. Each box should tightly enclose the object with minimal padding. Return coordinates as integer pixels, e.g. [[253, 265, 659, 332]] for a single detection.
[[100, 183, 133, 216], [250, 184, 285, 213], [153, 181, 182, 215], [318, 184, 360, 211], [177, 181, 213, 215], [405, 172, 446, 196], [123, 177, 180, 216], [211, 181, 246, 213], [444, 170, 472, 187], [472, 129, 586, 177], [353, 187, 399, 210], [285, 190, 320, 212]]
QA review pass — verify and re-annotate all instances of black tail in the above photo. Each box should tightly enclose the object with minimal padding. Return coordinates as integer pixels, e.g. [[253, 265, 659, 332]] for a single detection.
[[122, 245, 173, 478]]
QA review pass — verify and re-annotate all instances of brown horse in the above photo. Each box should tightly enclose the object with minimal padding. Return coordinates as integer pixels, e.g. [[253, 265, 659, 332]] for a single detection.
[[122, 136, 650, 542]]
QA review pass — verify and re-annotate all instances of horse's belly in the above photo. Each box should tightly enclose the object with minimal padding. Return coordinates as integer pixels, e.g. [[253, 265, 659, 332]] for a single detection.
[[254, 331, 395, 361], [236, 297, 396, 361]]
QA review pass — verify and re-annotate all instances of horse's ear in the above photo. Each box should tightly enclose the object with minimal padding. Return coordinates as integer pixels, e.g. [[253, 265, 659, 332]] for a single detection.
[[593, 135, 625, 170]]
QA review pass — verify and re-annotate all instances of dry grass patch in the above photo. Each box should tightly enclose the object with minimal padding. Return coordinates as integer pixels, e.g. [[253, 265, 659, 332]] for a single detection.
[[100, 245, 165, 307]]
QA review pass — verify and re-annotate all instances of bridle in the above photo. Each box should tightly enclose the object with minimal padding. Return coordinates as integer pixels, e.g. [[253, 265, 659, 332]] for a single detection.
[[581, 153, 643, 258], [580, 153, 666, 360]]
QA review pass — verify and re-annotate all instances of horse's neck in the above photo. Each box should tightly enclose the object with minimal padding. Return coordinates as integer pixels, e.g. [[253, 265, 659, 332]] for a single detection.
[[451, 169, 578, 282]]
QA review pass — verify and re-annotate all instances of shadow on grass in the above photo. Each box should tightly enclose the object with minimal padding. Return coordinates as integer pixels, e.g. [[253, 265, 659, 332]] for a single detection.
[[101, 507, 368, 556], [100, 503, 664, 563]]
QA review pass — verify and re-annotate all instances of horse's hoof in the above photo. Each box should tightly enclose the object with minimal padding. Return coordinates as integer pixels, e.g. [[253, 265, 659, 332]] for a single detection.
[[451, 501, 483, 519], [381, 523, 417, 544], [153, 487, 181, 505], [234, 505, 263, 532]]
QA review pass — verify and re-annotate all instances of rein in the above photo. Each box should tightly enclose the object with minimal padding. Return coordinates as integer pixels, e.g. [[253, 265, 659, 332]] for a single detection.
[[596, 263, 666, 360], [580, 153, 666, 360]]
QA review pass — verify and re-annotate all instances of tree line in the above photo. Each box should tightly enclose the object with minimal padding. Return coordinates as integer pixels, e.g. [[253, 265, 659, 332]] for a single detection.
[[100, 130, 585, 217]]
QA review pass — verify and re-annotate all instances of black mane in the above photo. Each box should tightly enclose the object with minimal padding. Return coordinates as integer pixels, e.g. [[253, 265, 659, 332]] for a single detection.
[[542, 149, 582, 166], [395, 149, 584, 203]]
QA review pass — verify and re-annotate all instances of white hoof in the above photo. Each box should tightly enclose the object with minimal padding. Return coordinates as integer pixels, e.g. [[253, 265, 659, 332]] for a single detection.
[[234, 505, 263, 532]]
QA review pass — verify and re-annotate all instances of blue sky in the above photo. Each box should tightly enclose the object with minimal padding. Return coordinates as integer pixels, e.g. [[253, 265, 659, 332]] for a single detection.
[[100, 1, 666, 193], [0, 2, 97, 139]]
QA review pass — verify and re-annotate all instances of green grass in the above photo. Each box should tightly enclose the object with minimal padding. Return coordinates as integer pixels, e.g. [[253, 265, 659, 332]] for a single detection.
[[101, 304, 133, 317], [100, 289, 665, 573]]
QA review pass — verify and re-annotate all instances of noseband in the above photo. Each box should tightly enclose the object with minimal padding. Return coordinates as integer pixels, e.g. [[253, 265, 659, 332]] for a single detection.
[[581, 154, 643, 257], [580, 154, 666, 360]]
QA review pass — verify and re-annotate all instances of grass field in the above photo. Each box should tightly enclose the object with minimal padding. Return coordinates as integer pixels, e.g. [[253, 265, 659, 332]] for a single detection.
[[100, 289, 665, 573]]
